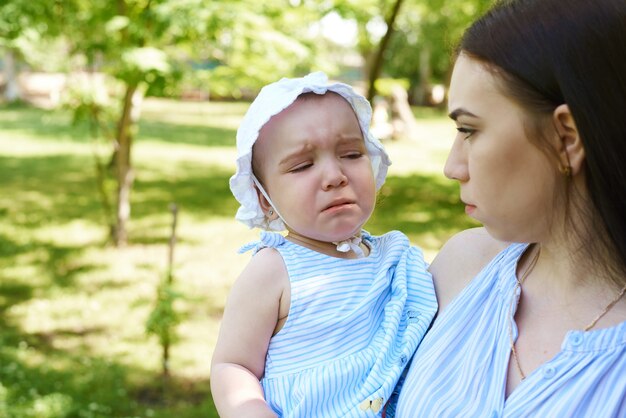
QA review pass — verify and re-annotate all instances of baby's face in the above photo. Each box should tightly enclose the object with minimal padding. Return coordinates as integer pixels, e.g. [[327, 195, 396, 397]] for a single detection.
[[253, 92, 376, 243]]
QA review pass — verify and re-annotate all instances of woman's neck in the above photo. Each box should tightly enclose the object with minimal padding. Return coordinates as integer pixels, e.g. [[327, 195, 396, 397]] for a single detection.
[[521, 239, 626, 329]]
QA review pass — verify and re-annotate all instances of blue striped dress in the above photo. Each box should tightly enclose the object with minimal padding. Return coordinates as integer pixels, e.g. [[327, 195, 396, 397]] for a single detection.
[[241, 230, 437, 417], [396, 243, 626, 417]]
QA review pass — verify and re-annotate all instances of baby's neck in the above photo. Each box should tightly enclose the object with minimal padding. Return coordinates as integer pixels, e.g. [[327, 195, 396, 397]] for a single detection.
[[286, 232, 369, 259]]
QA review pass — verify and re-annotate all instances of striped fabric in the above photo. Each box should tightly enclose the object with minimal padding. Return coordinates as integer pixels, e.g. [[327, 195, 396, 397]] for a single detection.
[[396, 243, 626, 417], [242, 230, 437, 417]]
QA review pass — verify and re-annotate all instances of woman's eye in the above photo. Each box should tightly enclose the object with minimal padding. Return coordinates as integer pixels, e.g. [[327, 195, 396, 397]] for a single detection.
[[456, 127, 476, 140]]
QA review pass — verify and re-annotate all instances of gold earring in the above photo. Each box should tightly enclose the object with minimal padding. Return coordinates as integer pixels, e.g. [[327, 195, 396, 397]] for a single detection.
[[559, 164, 572, 177]]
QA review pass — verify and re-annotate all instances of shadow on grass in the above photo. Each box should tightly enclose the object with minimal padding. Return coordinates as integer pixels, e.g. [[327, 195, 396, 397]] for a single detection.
[[0, 154, 108, 230], [138, 120, 236, 147], [42, 242, 101, 288], [133, 166, 237, 218], [0, 317, 216, 417], [0, 234, 217, 416], [0, 281, 33, 315], [0, 105, 91, 142], [0, 103, 237, 148], [0, 151, 220, 416], [0, 153, 235, 228], [0, 232, 36, 259]]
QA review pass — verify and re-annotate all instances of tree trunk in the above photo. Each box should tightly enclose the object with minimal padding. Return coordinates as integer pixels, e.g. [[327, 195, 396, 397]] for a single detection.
[[366, 0, 405, 103], [3, 49, 22, 102], [412, 46, 432, 105], [113, 82, 140, 246]]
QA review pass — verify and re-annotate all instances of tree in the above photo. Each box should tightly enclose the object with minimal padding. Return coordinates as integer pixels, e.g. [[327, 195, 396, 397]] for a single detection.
[[8, 0, 331, 246], [366, 0, 406, 103], [93, 0, 331, 245], [330, 0, 496, 105], [56, 0, 179, 245], [384, 0, 496, 104]]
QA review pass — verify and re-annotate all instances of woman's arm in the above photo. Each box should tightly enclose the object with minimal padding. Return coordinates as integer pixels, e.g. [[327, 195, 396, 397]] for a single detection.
[[429, 227, 508, 313], [210, 248, 288, 418]]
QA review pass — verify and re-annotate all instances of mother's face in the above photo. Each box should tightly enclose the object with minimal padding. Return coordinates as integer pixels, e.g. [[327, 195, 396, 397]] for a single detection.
[[444, 54, 558, 243]]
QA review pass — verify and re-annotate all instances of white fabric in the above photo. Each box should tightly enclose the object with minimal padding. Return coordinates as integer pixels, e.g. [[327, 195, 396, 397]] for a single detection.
[[229, 71, 391, 231], [333, 235, 365, 258]]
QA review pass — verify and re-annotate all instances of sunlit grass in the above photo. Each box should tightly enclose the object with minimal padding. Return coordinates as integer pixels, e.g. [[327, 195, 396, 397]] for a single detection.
[[0, 98, 476, 417]]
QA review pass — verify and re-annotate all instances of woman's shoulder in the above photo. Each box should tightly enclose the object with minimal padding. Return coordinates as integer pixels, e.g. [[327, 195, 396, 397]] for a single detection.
[[429, 227, 510, 312]]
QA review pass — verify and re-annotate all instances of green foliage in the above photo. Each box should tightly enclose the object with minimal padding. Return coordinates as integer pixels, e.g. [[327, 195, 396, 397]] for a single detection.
[[6, 0, 337, 97], [146, 279, 183, 348], [331, 0, 387, 54], [120, 47, 171, 85], [374, 77, 410, 96], [2, 0, 500, 99], [196, 0, 336, 97], [0, 0, 59, 42], [63, 77, 120, 129], [0, 335, 140, 418], [384, 0, 497, 87]]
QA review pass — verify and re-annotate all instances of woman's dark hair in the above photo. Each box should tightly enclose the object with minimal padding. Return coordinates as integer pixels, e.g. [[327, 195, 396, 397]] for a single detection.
[[457, 0, 626, 286]]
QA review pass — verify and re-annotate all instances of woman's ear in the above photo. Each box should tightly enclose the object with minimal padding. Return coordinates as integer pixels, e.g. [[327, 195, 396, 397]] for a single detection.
[[553, 104, 585, 176]]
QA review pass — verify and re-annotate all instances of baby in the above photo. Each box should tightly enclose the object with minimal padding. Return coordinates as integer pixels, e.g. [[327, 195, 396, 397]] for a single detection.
[[211, 72, 437, 417]]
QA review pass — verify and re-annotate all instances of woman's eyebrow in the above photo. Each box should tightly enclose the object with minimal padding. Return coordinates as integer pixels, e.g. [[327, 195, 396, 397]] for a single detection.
[[448, 108, 479, 120]]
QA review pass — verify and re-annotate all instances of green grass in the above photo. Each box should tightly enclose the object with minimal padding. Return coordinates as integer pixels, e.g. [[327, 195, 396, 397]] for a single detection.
[[0, 98, 477, 417]]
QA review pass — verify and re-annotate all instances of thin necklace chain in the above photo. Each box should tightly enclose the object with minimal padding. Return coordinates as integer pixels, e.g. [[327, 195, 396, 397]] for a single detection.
[[508, 244, 626, 380], [584, 283, 626, 331], [508, 244, 541, 381]]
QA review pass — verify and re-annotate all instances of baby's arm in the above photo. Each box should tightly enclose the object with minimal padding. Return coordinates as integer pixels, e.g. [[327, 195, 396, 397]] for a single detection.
[[211, 248, 288, 418]]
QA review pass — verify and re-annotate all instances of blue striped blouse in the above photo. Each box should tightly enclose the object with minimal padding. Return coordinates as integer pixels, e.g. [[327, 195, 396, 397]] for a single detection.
[[396, 243, 626, 417], [241, 230, 437, 418]]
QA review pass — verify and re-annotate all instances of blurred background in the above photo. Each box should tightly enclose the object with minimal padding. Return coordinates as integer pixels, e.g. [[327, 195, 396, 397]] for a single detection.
[[0, 0, 487, 416]]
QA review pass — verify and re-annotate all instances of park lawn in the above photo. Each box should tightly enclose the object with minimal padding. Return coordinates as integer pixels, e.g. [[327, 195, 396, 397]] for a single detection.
[[0, 98, 477, 417]]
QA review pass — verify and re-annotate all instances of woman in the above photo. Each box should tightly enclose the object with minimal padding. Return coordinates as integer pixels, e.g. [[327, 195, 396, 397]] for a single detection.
[[396, 0, 626, 416]]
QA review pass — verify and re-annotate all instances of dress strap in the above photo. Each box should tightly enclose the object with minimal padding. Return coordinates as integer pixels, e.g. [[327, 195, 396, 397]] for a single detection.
[[238, 231, 286, 254], [361, 229, 373, 244]]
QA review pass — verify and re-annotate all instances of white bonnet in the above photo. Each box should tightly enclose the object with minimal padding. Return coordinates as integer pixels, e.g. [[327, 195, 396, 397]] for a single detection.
[[229, 71, 391, 231]]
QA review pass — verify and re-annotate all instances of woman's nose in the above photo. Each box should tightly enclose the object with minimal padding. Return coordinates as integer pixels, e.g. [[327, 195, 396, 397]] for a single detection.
[[443, 139, 469, 181]]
